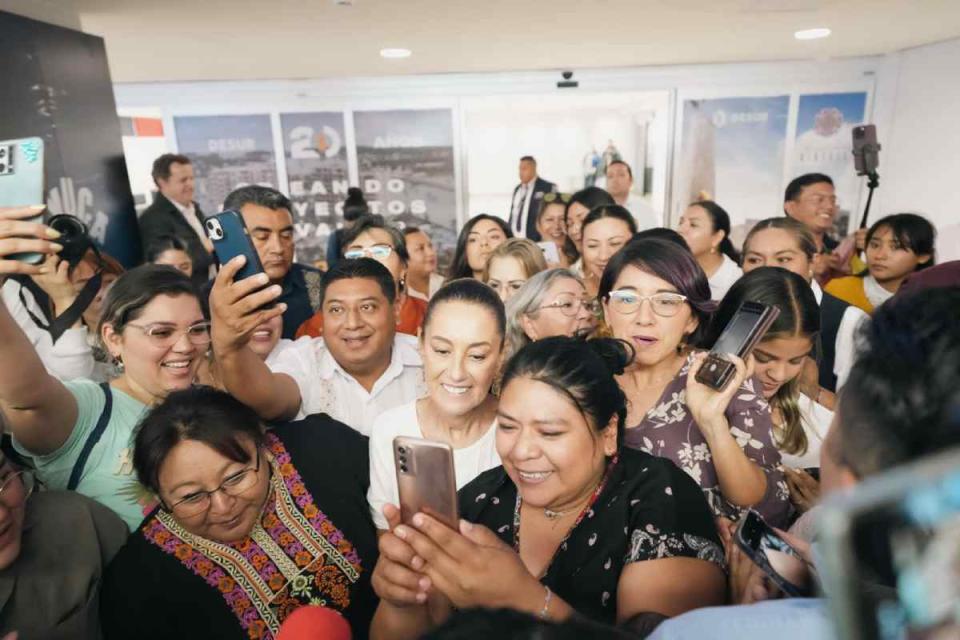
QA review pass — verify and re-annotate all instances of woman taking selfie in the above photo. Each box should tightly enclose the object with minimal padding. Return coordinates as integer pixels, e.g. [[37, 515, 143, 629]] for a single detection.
[[741, 217, 869, 394], [504, 268, 598, 362], [580, 205, 637, 299], [535, 193, 571, 266], [0, 223, 225, 530], [369, 337, 725, 639], [368, 279, 504, 529], [448, 214, 513, 280], [599, 238, 791, 527], [708, 267, 833, 513], [676, 201, 741, 301], [100, 387, 378, 639], [483, 238, 548, 303]]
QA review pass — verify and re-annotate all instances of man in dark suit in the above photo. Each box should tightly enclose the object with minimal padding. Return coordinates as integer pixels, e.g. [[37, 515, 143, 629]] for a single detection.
[[138, 154, 214, 288], [508, 156, 556, 241]]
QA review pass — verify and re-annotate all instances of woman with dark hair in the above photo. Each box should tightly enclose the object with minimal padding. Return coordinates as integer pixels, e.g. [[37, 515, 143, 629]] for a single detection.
[[0, 262, 219, 530], [677, 201, 741, 301], [370, 336, 725, 638], [825, 213, 936, 314], [580, 205, 638, 299], [599, 238, 791, 527], [146, 235, 194, 279], [564, 187, 616, 273], [326, 186, 370, 270], [448, 214, 513, 280], [707, 267, 832, 513], [742, 217, 869, 394], [368, 279, 505, 529], [100, 386, 378, 639], [403, 227, 443, 301], [535, 193, 571, 267], [297, 214, 427, 337]]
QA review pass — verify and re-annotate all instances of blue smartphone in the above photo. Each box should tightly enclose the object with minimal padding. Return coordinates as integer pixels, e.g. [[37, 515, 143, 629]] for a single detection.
[[204, 210, 267, 282], [0, 137, 46, 264]]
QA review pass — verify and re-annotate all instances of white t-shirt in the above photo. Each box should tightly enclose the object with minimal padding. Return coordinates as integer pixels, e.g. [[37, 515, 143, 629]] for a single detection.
[[778, 393, 834, 470], [707, 254, 743, 302], [367, 399, 501, 529], [267, 334, 425, 436]]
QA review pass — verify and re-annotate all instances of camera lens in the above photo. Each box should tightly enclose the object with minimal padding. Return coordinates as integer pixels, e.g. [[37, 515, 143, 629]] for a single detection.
[[399, 464, 408, 473], [398, 447, 406, 455]]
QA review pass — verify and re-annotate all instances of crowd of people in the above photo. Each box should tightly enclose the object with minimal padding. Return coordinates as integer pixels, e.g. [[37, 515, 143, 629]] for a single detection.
[[0, 151, 955, 640]]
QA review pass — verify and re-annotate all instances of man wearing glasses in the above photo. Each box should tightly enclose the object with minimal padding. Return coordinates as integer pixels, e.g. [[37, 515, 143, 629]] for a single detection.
[[0, 452, 127, 637], [220, 186, 323, 340]]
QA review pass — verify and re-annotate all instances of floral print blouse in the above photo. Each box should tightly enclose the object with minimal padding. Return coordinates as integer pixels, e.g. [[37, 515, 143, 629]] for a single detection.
[[623, 354, 794, 528]]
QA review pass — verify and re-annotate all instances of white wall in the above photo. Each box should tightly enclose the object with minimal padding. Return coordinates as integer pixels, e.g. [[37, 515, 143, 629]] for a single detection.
[[875, 38, 960, 261]]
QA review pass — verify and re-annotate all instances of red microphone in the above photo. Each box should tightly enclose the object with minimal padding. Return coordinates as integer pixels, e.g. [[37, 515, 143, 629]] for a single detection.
[[276, 606, 352, 640]]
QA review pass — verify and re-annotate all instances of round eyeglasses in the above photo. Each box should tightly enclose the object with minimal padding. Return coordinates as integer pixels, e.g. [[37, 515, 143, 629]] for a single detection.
[[535, 294, 601, 317], [125, 322, 212, 349], [606, 290, 688, 317]]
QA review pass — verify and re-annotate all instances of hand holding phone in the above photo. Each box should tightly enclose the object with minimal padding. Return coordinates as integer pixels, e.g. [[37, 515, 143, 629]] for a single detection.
[[394, 436, 459, 530], [207, 251, 285, 356], [735, 509, 813, 598], [0, 205, 61, 277], [537, 241, 561, 265], [696, 301, 780, 391], [1, 137, 48, 266]]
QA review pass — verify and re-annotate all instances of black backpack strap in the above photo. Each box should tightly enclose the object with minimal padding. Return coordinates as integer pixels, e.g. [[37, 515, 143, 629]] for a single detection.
[[66, 382, 113, 491]]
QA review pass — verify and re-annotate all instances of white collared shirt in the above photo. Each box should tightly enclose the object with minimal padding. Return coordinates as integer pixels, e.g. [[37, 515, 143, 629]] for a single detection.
[[168, 198, 207, 244], [511, 180, 535, 237], [811, 280, 870, 388], [707, 254, 743, 302], [268, 333, 425, 436]]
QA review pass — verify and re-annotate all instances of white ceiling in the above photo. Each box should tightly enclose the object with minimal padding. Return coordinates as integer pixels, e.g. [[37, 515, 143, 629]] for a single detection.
[[71, 0, 960, 83]]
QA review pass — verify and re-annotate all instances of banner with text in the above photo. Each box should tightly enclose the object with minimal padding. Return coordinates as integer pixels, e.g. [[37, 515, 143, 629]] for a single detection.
[[173, 115, 277, 216], [353, 108, 458, 269], [677, 96, 790, 246], [791, 92, 868, 237], [280, 112, 350, 264]]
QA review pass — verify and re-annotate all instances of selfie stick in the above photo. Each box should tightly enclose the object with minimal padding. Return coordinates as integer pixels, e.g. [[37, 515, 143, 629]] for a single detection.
[[858, 170, 879, 230]]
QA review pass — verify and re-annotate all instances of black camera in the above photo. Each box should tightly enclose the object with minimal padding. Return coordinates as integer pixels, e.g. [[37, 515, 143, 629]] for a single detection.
[[47, 214, 95, 267]]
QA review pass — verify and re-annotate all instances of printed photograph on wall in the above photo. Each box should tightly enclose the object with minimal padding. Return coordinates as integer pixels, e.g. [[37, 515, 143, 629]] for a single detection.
[[173, 114, 277, 216], [280, 111, 350, 265], [791, 92, 868, 238], [353, 108, 458, 270], [677, 95, 790, 246]]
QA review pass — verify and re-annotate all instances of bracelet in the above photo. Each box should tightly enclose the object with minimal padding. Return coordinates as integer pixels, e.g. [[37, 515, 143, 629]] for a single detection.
[[539, 585, 553, 619]]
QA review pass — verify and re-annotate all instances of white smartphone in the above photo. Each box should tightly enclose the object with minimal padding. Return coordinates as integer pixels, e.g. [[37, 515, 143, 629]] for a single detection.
[[537, 241, 561, 264]]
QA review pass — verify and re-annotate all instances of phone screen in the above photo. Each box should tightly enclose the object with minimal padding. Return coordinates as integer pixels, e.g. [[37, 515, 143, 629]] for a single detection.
[[738, 510, 811, 597], [712, 305, 765, 355]]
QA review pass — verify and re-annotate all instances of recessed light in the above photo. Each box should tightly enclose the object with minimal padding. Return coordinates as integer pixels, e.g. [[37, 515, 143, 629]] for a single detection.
[[794, 28, 831, 41], [380, 48, 412, 59]]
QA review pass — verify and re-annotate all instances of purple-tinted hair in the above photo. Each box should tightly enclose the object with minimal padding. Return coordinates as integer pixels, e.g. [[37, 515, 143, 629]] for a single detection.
[[598, 237, 716, 346]]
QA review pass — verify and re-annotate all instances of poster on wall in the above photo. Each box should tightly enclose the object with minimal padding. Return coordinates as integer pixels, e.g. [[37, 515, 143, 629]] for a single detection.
[[173, 115, 277, 216], [0, 12, 141, 266], [791, 92, 868, 237], [280, 112, 350, 264], [677, 95, 790, 245], [353, 108, 458, 269]]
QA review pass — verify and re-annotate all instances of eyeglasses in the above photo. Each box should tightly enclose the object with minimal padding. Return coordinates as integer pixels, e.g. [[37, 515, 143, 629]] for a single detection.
[[606, 290, 688, 317], [126, 322, 212, 348], [166, 452, 262, 518], [344, 245, 393, 261], [0, 469, 36, 508], [542, 192, 572, 205], [535, 294, 601, 317]]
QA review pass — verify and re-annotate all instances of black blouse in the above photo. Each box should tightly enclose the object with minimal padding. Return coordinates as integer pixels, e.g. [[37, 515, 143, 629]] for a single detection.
[[458, 447, 725, 624], [100, 415, 379, 640]]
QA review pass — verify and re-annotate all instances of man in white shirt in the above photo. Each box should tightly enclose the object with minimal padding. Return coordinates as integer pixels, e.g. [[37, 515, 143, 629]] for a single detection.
[[508, 156, 556, 241], [210, 256, 424, 436], [605, 160, 659, 232], [137, 154, 214, 287]]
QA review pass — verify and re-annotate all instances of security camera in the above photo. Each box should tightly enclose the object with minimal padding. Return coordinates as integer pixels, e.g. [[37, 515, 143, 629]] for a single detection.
[[557, 70, 578, 89]]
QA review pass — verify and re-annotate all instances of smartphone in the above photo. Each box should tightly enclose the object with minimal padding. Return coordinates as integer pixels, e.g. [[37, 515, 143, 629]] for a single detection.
[[802, 467, 821, 482], [852, 124, 880, 176], [537, 241, 561, 264], [204, 210, 267, 282], [695, 301, 780, 390], [0, 137, 46, 264], [735, 509, 812, 598], [393, 436, 459, 530]]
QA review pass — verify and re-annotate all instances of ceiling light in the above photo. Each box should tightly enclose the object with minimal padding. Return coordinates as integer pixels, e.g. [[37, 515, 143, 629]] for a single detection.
[[794, 28, 831, 40], [380, 48, 412, 59]]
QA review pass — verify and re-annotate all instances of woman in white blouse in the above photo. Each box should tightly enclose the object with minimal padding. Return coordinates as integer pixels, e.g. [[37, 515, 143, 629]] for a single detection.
[[707, 266, 832, 513], [368, 278, 505, 529], [677, 200, 742, 302]]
